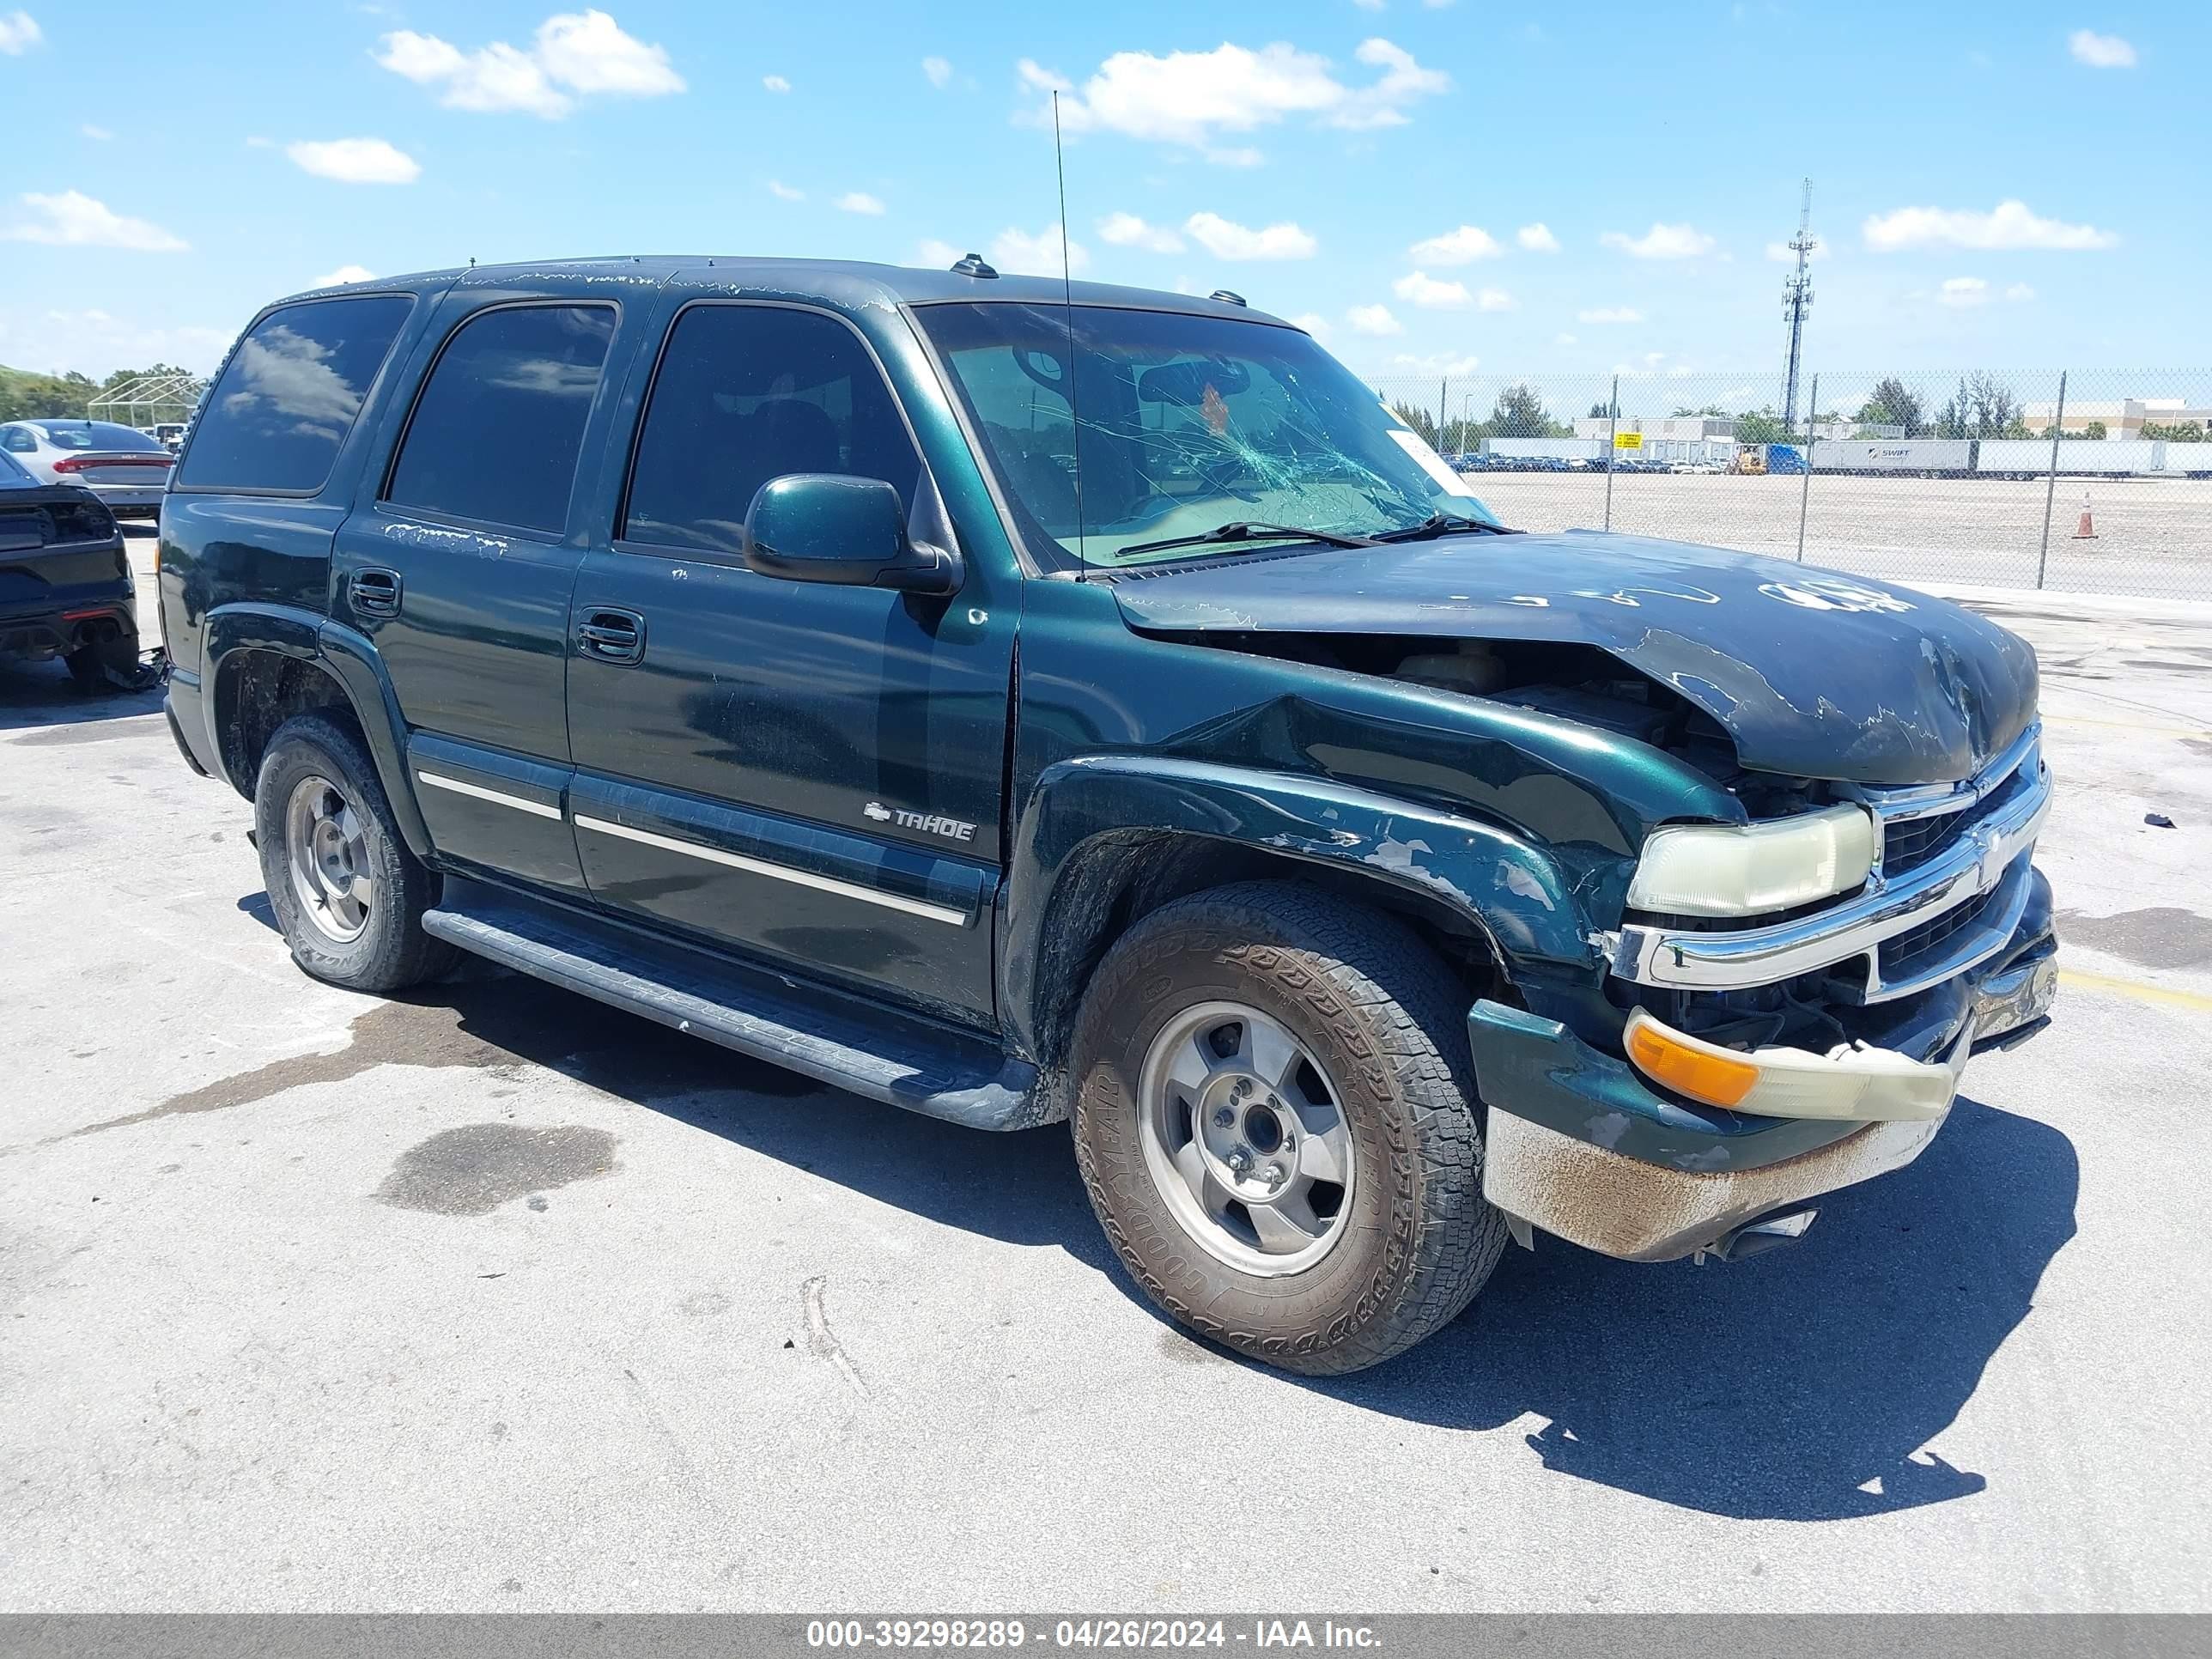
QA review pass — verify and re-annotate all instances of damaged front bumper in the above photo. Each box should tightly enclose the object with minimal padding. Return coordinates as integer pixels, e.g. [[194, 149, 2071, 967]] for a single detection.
[[1471, 867, 2056, 1263]]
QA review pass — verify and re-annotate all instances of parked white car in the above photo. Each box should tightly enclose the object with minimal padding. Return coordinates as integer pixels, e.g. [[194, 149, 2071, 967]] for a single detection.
[[0, 419, 175, 519]]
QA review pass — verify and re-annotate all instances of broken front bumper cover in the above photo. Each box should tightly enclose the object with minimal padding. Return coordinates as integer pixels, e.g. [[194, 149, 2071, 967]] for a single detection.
[[1471, 868, 2056, 1262]]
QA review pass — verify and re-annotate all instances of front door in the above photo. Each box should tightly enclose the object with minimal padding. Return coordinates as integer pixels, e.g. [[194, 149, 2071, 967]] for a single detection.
[[565, 299, 1012, 1024], [333, 295, 627, 892]]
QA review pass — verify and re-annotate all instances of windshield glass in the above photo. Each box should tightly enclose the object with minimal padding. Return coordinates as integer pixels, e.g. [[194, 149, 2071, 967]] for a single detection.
[[40, 422, 168, 453], [915, 302, 1497, 568]]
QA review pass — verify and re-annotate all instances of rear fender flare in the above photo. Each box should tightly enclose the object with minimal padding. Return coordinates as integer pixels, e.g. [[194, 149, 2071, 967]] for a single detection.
[[201, 604, 430, 860]]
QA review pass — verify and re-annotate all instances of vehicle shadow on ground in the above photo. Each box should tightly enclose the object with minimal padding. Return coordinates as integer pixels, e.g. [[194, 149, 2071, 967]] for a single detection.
[[1308, 1093, 2080, 1522], [217, 936, 2079, 1523], [0, 654, 163, 732]]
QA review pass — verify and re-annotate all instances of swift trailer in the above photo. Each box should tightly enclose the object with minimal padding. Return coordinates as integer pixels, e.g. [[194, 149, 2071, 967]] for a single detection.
[[157, 255, 2059, 1375]]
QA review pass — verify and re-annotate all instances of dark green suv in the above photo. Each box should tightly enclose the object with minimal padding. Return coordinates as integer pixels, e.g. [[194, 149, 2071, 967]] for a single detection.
[[158, 256, 2057, 1374]]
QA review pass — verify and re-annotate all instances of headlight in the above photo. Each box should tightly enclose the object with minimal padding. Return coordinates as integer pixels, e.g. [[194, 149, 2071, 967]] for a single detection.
[[1626, 804, 1875, 918]]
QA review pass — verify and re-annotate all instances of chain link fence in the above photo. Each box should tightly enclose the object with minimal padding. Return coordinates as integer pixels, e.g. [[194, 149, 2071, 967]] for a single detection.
[[1370, 369, 2212, 600]]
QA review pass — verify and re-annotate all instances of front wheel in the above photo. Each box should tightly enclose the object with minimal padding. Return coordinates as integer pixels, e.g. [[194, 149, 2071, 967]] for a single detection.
[[1070, 881, 1509, 1375]]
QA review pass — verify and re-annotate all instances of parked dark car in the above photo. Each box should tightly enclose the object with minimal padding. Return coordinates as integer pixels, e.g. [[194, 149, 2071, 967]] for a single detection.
[[157, 257, 2057, 1374], [0, 447, 141, 688]]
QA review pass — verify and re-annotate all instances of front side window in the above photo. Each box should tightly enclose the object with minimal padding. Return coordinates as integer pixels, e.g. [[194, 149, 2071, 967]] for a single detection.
[[386, 304, 617, 537], [915, 302, 1497, 568], [175, 295, 412, 492], [623, 305, 921, 555]]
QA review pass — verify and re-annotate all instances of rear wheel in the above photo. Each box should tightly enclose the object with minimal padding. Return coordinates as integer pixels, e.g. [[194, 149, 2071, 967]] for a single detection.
[[254, 713, 456, 993], [1070, 881, 1509, 1375]]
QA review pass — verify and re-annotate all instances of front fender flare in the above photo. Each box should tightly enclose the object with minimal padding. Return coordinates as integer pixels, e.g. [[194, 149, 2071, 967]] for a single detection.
[[1000, 754, 1600, 1061]]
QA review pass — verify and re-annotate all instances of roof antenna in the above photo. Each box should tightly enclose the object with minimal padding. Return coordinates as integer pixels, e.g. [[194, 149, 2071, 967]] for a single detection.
[[1052, 90, 1089, 574]]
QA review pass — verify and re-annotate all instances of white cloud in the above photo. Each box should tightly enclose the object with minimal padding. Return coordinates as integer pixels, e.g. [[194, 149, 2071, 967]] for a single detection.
[[1184, 211, 1316, 260], [2005, 282, 2035, 301], [375, 9, 684, 118], [766, 179, 803, 201], [1601, 222, 1716, 259], [2068, 28, 2136, 68], [1353, 0, 1385, 9], [2, 191, 186, 252], [1577, 306, 1643, 324], [0, 307, 231, 377], [1329, 37, 1449, 129], [990, 223, 1090, 279], [1393, 270, 1468, 308], [0, 9, 40, 53], [1390, 351, 1481, 377], [1553, 332, 1577, 347], [1290, 312, 1332, 340], [1863, 198, 2117, 252], [915, 239, 964, 268], [286, 137, 421, 185], [82, 125, 114, 142], [921, 55, 952, 88], [1516, 222, 1559, 252], [1205, 145, 1266, 167], [1097, 211, 1184, 253], [1348, 303, 1402, 337], [1018, 36, 1445, 153], [311, 264, 377, 287], [1407, 223, 1502, 264], [762, 73, 790, 93], [1476, 287, 1515, 311], [1938, 276, 1990, 307], [836, 191, 886, 216]]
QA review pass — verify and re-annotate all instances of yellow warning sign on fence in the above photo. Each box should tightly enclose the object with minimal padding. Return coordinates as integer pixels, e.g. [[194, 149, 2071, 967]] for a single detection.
[[1613, 431, 1643, 450]]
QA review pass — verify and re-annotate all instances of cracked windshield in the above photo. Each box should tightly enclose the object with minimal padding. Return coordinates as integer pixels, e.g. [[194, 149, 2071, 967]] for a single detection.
[[917, 302, 1499, 567]]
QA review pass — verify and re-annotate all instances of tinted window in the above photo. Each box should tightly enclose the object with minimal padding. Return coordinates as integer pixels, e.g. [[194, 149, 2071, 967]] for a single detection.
[[42, 422, 167, 453], [623, 306, 921, 555], [386, 304, 616, 537], [176, 295, 411, 492], [0, 448, 28, 484]]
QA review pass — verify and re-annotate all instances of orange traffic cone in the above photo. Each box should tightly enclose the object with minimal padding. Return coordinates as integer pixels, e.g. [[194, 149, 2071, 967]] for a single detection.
[[2072, 493, 2097, 539]]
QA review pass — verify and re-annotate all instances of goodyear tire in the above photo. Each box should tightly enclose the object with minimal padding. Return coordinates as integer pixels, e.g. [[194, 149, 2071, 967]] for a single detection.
[[254, 712, 456, 994], [1070, 880, 1509, 1375]]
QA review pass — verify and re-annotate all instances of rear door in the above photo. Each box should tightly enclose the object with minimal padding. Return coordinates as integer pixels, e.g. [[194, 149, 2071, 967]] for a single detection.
[[563, 297, 1014, 1023], [331, 287, 641, 892]]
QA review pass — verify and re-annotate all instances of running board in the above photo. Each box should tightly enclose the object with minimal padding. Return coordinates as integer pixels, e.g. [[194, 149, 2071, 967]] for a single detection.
[[422, 879, 1043, 1131]]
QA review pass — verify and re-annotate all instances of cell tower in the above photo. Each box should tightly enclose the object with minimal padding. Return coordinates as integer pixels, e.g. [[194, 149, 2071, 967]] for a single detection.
[[1781, 179, 1816, 433]]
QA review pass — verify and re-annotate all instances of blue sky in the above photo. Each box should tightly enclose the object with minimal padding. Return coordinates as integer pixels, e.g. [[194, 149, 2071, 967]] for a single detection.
[[0, 2, 2197, 392]]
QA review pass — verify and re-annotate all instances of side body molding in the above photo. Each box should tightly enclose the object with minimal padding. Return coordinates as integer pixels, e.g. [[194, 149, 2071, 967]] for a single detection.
[[999, 754, 1599, 1063]]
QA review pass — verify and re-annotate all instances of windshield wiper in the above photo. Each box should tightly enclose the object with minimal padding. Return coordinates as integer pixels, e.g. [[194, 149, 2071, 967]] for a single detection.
[[1367, 513, 1516, 544], [1115, 520, 1382, 560]]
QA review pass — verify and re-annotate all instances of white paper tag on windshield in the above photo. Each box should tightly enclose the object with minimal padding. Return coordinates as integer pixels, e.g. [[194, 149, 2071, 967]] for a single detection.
[[1386, 427, 1480, 497]]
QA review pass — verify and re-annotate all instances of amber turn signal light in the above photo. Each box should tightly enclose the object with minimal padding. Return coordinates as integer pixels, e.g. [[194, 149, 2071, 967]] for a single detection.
[[1625, 1015, 1760, 1108]]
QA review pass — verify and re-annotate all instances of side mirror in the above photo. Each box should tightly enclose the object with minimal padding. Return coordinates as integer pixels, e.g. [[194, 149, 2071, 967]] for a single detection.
[[741, 473, 962, 596]]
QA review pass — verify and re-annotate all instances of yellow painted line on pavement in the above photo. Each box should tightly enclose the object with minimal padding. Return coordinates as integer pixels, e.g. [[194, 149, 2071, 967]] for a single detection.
[[2059, 969, 2212, 1014]]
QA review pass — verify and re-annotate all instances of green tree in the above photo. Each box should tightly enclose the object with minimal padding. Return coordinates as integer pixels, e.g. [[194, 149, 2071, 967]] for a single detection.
[[1735, 407, 1787, 444], [1854, 376, 1925, 437], [1490, 383, 1565, 437]]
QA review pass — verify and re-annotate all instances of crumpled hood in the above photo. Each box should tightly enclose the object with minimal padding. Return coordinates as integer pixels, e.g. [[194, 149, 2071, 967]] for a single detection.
[[1111, 532, 2039, 786]]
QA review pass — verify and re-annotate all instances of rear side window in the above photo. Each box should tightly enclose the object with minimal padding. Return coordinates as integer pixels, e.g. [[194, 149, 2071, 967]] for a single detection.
[[386, 304, 617, 537], [622, 305, 921, 555], [176, 295, 412, 493]]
